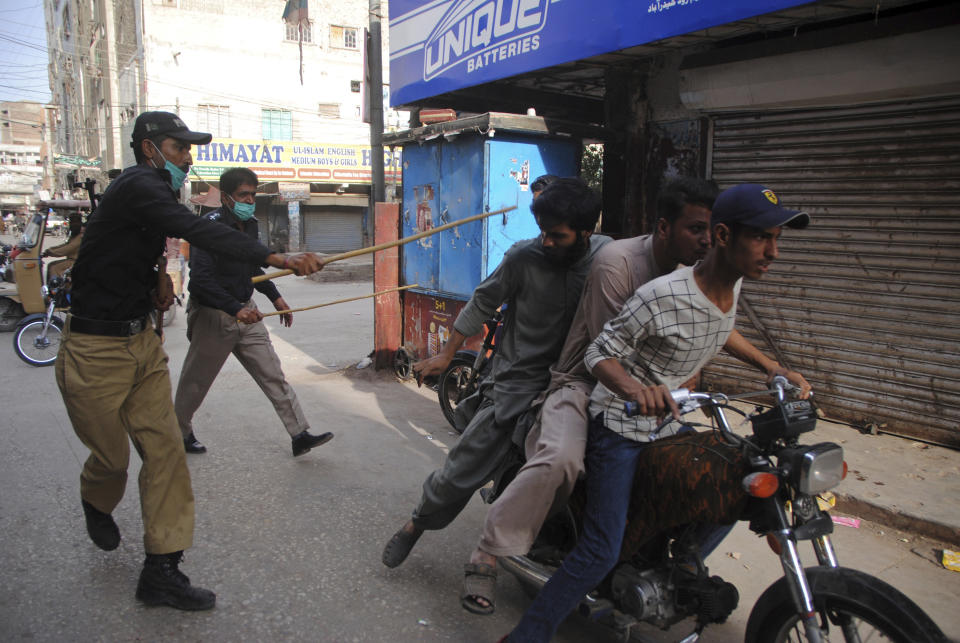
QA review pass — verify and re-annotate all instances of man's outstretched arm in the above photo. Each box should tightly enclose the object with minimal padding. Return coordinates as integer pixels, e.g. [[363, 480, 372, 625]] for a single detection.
[[723, 329, 812, 399]]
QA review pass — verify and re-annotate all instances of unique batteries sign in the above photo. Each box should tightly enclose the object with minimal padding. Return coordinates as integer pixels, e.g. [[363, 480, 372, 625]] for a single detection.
[[192, 139, 401, 184], [389, 0, 809, 106]]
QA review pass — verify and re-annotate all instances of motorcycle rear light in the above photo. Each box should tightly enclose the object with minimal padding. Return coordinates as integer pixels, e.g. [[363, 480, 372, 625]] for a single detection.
[[795, 444, 845, 495], [743, 472, 779, 498]]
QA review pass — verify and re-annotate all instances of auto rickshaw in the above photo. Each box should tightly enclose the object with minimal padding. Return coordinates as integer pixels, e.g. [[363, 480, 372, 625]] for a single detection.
[[0, 200, 90, 332]]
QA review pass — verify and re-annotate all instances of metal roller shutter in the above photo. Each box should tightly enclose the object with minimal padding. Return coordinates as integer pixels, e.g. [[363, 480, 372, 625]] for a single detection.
[[303, 207, 363, 253], [706, 95, 960, 447]]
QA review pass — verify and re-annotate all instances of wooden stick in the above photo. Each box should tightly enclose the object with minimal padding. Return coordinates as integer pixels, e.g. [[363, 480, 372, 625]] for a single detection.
[[260, 284, 419, 317], [252, 204, 517, 284]]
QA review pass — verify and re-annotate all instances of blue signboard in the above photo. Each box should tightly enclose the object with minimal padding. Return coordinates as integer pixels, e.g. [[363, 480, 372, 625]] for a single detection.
[[389, 0, 810, 106]]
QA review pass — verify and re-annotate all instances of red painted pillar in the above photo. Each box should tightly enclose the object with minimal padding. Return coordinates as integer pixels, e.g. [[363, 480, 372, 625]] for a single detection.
[[373, 202, 401, 370]]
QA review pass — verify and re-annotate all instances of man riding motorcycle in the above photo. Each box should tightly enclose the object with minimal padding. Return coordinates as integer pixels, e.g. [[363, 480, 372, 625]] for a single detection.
[[502, 183, 812, 642]]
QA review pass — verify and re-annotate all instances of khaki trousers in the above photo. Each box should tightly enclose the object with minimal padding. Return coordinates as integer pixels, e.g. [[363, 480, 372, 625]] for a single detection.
[[55, 317, 195, 554], [478, 380, 592, 557], [174, 300, 308, 439]]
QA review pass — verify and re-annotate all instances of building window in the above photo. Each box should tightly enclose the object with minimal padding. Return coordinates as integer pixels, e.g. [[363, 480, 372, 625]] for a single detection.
[[262, 108, 292, 140], [350, 80, 361, 93], [330, 25, 358, 50], [317, 103, 340, 118], [197, 104, 231, 137], [285, 20, 312, 43]]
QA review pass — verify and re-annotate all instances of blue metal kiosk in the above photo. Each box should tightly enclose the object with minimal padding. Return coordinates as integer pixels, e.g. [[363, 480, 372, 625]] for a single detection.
[[383, 111, 606, 360]]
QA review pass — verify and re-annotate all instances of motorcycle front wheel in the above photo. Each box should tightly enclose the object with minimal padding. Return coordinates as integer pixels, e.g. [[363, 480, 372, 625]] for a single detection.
[[438, 352, 479, 431], [745, 566, 946, 643], [13, 317, 64, 366]]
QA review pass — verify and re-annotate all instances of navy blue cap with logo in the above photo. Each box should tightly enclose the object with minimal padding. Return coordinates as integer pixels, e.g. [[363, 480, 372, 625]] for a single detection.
[[130, 111, 212, 148], [711, 183, 810, 230]]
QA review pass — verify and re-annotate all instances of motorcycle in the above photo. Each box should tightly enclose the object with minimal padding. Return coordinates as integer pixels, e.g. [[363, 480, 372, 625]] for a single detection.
[[12, 270, 68, 367], [436, 310, 502, 431], [497, 377, 947, 642]]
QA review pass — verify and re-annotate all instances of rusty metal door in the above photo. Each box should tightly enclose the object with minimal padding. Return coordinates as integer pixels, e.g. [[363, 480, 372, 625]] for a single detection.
[[706, 95, 960, 447]]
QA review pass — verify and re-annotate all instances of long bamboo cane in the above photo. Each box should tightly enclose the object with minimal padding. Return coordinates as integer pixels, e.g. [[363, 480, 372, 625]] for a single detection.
[[252, 204, 517, 284], [260, 284, 418, 318]]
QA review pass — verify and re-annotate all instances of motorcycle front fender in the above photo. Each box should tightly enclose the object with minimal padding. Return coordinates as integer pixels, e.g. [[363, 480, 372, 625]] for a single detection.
[[15, 312, 64, 331]]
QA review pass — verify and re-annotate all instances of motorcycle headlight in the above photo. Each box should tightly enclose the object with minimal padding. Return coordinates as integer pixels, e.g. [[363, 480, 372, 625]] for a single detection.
[[41, 284, 49, 297], [782, 443, 845, 495]]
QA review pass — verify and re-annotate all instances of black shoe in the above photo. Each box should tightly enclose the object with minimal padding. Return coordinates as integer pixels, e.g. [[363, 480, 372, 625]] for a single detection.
[[136, 551, 216, 611], [81, 499, 120, 551], [183, 433, 207, 454], [291, 430, 334, 457]]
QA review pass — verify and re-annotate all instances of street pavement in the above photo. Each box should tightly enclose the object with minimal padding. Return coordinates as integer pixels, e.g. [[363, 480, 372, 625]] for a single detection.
[[0, 260, 958, 642]]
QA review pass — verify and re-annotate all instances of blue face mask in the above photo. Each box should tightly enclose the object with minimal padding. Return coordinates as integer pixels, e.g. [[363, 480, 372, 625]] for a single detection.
[[230, 197, 256, 221], [150, 140, 188, 191]]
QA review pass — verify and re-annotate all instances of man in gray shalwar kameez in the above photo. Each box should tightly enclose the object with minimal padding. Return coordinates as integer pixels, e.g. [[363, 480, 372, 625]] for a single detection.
[[381, 178, 611, 570]]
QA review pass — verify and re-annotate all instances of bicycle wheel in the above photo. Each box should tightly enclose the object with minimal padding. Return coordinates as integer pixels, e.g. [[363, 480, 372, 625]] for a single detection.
[[745, 566, 947, 643], [13, 317, 64, 366], [438, 353, 479, 431]]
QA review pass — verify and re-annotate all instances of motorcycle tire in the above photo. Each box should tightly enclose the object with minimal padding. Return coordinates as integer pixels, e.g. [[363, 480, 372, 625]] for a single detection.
[[13, 316, 64, 367], [745, 566, 947, 643], [438, 352, 479, 431]]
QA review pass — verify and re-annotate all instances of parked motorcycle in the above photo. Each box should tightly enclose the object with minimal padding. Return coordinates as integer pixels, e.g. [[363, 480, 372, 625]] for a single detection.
[[436, 310, 502, 431], [498, 377, 947, 642], [12, 270, 68, 367]]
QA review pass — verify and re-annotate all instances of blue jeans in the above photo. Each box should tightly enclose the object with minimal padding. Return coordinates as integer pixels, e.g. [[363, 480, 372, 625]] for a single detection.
[[508, 417, 732, 643]]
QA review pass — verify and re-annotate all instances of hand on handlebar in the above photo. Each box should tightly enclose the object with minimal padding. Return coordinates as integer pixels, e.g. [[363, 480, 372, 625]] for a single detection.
[[767, 367, 812, 400], [622, 383, 681, 421], [411, 353, 451, 387]]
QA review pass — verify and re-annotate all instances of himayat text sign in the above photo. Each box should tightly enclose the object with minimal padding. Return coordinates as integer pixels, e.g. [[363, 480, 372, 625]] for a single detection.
[[192, 139, 401, 184], [388, 0, 810, 106]]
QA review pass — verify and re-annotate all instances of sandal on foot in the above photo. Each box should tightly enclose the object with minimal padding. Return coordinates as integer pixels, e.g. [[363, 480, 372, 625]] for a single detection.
[[461, 562, 497, 615], [381, 526, 423, 568]]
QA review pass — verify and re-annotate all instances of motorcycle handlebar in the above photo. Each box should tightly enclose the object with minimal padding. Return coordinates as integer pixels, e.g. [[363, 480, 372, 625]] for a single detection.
[[622, 377, 800, 419]]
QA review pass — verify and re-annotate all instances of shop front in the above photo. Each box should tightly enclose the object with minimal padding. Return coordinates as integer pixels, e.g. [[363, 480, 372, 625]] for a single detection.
[[386, 0, 960, 446]]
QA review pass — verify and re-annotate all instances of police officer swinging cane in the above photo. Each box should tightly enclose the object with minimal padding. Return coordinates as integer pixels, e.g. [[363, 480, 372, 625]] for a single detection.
[[56, 111, 324, 610]]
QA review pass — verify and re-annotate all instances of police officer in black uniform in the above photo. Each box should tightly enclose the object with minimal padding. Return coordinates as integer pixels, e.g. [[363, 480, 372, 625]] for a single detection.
[[56, 111, 323, 611]]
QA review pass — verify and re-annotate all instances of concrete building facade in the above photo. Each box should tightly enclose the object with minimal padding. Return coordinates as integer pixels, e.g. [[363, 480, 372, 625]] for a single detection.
[[44, 0, 401, 249], [0, 102, 49, 211]]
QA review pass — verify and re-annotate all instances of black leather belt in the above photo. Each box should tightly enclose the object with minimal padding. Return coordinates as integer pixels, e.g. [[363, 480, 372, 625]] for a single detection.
[[69, 314, 151, 337]]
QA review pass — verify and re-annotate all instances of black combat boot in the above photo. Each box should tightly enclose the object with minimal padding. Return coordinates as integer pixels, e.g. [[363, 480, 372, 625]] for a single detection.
[[81, 499, 121, 551], [135, 551, 216, 611]]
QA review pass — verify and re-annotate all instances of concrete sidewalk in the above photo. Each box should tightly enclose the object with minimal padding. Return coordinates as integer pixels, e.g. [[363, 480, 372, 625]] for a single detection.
[[809, 412, 960, 547]]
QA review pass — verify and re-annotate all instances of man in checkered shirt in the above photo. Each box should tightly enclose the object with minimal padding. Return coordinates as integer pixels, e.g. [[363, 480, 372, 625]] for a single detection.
[[504, 183, 812, 643]]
